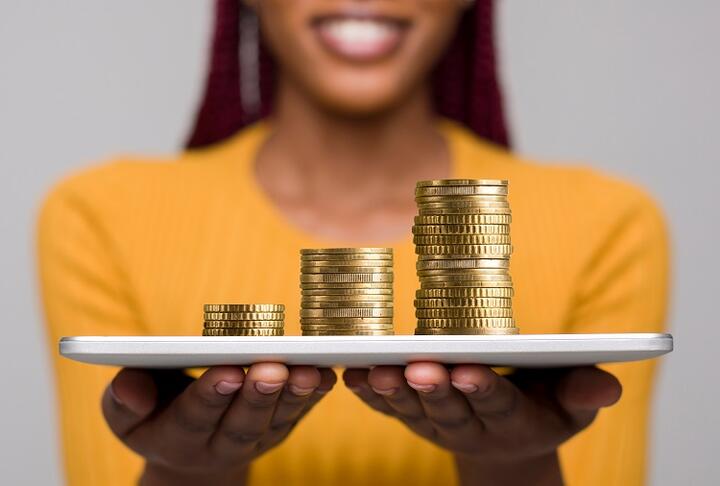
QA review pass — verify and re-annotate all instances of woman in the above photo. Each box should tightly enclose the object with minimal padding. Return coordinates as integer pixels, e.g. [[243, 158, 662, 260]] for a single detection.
[[38, 0, 669, 485]]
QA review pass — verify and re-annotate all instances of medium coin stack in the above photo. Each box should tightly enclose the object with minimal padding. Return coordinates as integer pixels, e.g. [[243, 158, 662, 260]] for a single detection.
[[203, 304, 285, 336], [413, 179, 519, 335], [300, 248, 394, 336]]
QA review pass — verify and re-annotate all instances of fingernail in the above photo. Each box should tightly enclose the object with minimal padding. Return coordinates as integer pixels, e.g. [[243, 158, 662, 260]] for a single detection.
[[408, 382, 437, 393], [371, 386, 398, 396], [109, 383, 123, 405], [255, 382, 284, 394], [289, 385, 315, 396], [451, 381, 479, 394], [215, 380, 243, 396]]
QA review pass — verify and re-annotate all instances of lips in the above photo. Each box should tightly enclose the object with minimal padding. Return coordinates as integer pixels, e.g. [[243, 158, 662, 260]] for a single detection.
[[314, 17, 408, 62]]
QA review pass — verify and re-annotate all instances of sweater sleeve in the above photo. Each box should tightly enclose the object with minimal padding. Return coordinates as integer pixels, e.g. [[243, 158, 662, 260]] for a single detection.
[[559, 187, 671, 486], [37, 178, 145, 485]]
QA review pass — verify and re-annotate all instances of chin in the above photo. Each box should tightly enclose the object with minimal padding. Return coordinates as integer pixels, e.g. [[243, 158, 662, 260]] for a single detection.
[[305, 75, 421, 119]]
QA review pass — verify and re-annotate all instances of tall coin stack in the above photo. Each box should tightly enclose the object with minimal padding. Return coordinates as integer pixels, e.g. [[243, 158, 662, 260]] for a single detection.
[[300, 248, 394, 336], [413, 179, 519, 335], [203, 304, 285, 336]]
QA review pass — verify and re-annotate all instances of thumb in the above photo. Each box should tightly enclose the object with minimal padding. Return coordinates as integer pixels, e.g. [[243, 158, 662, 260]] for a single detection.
[[102, 368, 158, 439], [555, 367, 622, 425]]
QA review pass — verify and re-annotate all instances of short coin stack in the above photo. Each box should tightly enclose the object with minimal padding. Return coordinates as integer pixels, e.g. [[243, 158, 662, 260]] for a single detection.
[[203, 304, 285, 336], [413, 179, 519, 335], [300, 248, 394, 336]]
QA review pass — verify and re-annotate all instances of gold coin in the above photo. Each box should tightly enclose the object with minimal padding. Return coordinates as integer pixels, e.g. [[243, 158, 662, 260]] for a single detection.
[[301, 308, 393, 318], [301, 265, 393, 274], [415, 327, 518, 335], [202, 328, 285, 336], [416, 258, 509, 270], [420, 280, 513, 289], [301, 253, 393, 261], [417, 287, 514, 298], [412, 224, 510, 235], [301, 288, 393, 296], [415, 244, 512, 256], [300, 323, 394, 330], [415, 185, 508, 197], [204, 312, 284, 321], [414, 297, 513, 308], [301, 248, 392, 255], [300, 282, 394, 290], [413, 234, 511, 246], [418, 268, 509, 278], [416, 179, 508, 187], [300, 317, 394, 325], [204, 320, 285, 329], [417, 317, 516, 328], [415, 195, 508, 204], [300, 324, 393, 332], [300, 259, 393, 267], [302, 294, 393, 303], [418, 207, 512, 215], [419, 271, 511, 280], [302, 330, 394, 336], [301, 273, 393, 284], [417, 201, 511, 210], [204, 319, 286, 327], [301, 301, 393, 309], [204, 304, 285, 313], [415, 308, 513, 318], [415, 214, 512, 225]]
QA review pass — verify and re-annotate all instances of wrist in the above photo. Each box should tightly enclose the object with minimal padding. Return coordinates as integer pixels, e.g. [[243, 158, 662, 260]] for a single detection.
[[140, 462, 249, 486], [455, 451, 563, 486]]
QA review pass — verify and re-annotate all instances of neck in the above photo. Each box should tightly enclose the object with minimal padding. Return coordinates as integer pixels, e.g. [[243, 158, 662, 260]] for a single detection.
[[253, 79, 452, 242]]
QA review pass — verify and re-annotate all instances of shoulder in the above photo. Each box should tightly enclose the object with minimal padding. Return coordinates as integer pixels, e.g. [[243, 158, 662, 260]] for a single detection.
[[38, 123, 267, 230], [38, 156, 176, 228]]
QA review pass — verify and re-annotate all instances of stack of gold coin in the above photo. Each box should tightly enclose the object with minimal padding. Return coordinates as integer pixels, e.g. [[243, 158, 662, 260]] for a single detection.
[[413, 179, 519, 335], [203, 304, 285, 336], [300, 248, 394, 336]]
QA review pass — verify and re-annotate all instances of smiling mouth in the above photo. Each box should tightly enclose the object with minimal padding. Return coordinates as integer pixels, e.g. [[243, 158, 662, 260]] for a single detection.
[[313, 16, 409, 63]]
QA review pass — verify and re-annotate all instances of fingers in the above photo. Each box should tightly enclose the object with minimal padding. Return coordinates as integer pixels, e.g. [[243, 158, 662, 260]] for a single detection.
[[269, 366, 322, 430], [343, 369, 396, 415], [160, 366, 246, 440], [257, 368, 337, 453], [102, 368, 158, 440], [212, 363, 289, 455], [367, 366, 438, 437], [405, 363, 484, 446], [302, 368, 337, 411], [450, 364, 520, 420], [555, 367, 622, 428]]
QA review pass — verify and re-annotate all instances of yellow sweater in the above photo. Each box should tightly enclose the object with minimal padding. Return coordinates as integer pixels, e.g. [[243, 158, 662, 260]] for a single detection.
[[37, 121, 669, 485]]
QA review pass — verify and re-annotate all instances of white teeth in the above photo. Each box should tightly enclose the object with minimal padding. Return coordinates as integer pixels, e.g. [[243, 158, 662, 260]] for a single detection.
[[324, 19, 397, 45]]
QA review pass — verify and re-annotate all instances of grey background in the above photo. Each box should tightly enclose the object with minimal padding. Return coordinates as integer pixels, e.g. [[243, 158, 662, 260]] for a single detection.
[[0, 0, 717, 484]]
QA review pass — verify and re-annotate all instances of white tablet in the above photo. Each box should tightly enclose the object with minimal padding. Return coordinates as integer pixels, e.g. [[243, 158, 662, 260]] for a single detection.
[[59, 333, 672, 368]]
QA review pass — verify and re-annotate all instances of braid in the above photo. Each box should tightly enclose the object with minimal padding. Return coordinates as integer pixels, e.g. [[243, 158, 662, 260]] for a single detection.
[[187, 0, 510, 149]]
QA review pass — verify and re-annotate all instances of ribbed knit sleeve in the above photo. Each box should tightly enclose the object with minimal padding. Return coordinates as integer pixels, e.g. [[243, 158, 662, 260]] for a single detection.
[[559, 186, 670, 486], [37, 176, 145, 485]]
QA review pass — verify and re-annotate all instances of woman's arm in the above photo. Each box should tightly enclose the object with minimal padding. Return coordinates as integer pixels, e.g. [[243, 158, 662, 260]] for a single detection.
[[344, 188, 669, 486], [37, 181, 337, 485], [38, 181, 149, 484], [559, 191, 670, 485]]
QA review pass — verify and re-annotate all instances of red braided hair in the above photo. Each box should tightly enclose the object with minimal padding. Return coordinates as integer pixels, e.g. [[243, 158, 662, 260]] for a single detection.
[[187, 0, 510, 149]]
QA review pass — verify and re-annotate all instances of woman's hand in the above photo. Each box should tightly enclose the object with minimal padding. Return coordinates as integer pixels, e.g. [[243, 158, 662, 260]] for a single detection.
[[344, 364, 621, 486], [102, 364, 336, 486]]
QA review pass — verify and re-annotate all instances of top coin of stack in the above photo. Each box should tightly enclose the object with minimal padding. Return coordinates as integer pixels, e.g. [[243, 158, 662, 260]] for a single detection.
[[203, 304, 285, 336], [413, 179, 519, 335], [300, 248, 394, 336]]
